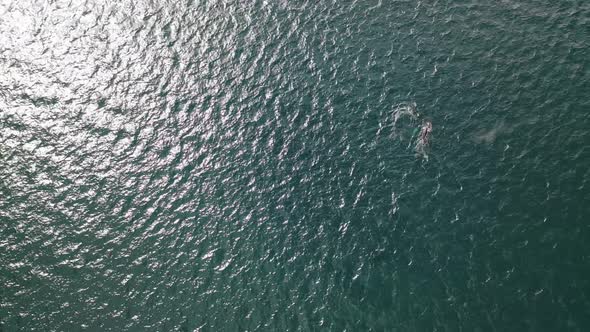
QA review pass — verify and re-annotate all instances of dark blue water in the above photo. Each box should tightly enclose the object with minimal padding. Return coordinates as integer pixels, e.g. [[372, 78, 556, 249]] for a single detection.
[[1, 0, 589, 331]]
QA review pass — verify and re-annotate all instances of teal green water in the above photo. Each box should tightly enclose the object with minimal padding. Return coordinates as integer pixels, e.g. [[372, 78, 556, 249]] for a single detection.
[[1, 1, 589, 331]]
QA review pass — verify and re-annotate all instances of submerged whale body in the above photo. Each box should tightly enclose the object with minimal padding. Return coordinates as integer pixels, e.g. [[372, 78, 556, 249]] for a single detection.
[[387, 103, 432, 160], [415, 120, 432, 160]]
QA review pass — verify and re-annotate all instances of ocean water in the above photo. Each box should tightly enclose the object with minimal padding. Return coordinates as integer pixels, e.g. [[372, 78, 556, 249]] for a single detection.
[[1, 0, 589, 331]]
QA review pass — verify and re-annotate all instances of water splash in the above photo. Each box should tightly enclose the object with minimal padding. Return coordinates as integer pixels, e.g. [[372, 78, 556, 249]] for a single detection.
[[472, 120, 515, 144], [388, 102, 418, 138]]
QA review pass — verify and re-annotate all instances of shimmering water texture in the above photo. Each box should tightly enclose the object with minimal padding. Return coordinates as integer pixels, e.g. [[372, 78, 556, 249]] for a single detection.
[[1, 0, 589, 331]]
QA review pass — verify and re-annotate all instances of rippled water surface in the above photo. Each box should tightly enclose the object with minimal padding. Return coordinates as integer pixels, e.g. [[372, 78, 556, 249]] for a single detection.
[[1, 0, 589, 331]]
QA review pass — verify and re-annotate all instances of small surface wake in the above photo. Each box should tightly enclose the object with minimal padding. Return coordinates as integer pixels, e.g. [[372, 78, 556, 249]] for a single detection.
[[389, 102, 419, 136]]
